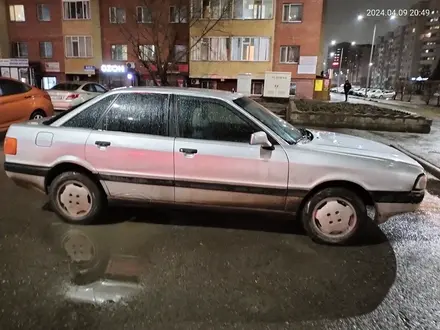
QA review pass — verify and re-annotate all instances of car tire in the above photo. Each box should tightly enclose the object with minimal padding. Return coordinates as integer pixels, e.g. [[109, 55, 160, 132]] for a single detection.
[[300, 187, 366, 245], [30, 109, 46, 120], [379, 95, 384, 99], [49, 171, 107, 225]]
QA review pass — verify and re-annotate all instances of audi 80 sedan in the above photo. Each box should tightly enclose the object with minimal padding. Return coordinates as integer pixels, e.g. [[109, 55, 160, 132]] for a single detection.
[[3, 87, 426, 245]]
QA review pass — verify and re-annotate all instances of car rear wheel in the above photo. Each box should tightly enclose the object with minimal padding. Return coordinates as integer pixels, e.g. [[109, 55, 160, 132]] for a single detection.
[[30, 110, 46, 120], [300, 187, 366, 245], [49, 171, 107, 225]]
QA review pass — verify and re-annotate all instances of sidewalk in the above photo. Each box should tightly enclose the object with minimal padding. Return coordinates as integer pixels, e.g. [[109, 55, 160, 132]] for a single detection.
[[329, 93, 440, 167]]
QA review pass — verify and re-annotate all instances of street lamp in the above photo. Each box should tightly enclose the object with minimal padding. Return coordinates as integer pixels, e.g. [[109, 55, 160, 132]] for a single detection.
[[357, 14, 396, 96], [351, 41, 356, 46], [331, 40, 336, 46]]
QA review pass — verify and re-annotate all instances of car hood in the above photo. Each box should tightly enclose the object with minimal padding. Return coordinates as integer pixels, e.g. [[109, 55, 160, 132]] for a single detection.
[[300, 129, 421, 167]]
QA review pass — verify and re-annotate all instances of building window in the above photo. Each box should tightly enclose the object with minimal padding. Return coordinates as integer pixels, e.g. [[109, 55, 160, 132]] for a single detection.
[[282, 4, 303, 22], [191, 37, 228, 61], [11, 42, 28, 57], [37, 4, 51, 21], [9, 5, 25, 22], [139, 45, 155, 61], [174, 45, 188, 62], [170, 6, 188, 23], [109, 7, 126, 23], [111, 45, 127, 61], [280, 45, 300, 63], [233, 0, 273, 19], [136, 6, 152, 23], [63, 0, 90, 20], [231, 37, 270, 61], [40, 41, 53, 58], [65, 36, 92, 58], [191, 0, 231, 19]]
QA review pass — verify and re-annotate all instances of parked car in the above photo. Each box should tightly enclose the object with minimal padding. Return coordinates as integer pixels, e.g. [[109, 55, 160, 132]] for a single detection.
[[371, 90, 396, 99], [47, 82, 108, 111], [349, 87, 361, 95], [3, 87, 426, 245], [366, 89, 381, 98], [353, 88, 366, 96], [0, 77, 54, 132]]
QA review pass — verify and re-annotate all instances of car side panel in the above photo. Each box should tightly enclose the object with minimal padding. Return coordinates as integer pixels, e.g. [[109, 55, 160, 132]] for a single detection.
[[4, 125, 96, 192]]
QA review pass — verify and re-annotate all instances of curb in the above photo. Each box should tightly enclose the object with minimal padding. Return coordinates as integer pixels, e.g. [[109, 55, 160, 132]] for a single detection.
[[390, 144, 440, 180]]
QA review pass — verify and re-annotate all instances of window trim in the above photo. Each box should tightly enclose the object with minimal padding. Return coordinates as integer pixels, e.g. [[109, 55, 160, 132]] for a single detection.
[[9, 4, 26, 22], [230, 36, 271, 62], [233, 0, 274, 20], [95, 92, 171, 137], [109, 6, 126, 24], [282, 3, 303, 23], [37, 4, 51, 21], [173, 95, 272, 144], [64, 35, 93, 58], [169, 5, 188, 23], [136, 6, 152, 23], [62, 0, 91, 20], [279, 45, 300, 64], [11, 42, 28, 58], [39, 41, 53, 58], [111, 44, 128, 61]]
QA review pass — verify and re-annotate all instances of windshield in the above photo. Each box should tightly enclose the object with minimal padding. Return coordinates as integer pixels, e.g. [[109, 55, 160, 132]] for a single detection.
[[233, 97, 303, 144], [51, 83, 81, 91]]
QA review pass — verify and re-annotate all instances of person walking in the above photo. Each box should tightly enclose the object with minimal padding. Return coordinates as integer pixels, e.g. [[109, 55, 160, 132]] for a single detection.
[[343, 80, 352, 102]]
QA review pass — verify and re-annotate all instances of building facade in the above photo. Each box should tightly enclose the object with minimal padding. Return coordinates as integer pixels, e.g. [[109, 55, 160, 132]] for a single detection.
[[189, 0, 325, 98]]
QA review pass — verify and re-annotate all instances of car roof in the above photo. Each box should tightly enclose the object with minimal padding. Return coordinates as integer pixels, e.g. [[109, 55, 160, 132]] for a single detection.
[[109, 86, 244, 101]]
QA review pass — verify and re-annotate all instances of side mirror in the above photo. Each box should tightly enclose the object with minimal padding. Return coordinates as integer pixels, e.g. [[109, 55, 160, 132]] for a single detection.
[[250, 131, 273, 149]]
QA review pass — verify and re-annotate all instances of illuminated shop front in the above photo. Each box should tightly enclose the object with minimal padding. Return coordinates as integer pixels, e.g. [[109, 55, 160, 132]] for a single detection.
[[99, 63, 138, 89], [0, 58, 35, 85]]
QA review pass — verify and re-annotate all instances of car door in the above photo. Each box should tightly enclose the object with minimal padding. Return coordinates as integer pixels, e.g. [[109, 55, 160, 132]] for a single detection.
[[84, 92, 175, 202], [81, 83, 99, 101], [173, 95, 289, 211], [0, 79, 32, 131]]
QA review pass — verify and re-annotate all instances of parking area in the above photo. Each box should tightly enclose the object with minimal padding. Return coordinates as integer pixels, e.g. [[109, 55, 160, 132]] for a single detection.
[[1, 149, 440, 329]]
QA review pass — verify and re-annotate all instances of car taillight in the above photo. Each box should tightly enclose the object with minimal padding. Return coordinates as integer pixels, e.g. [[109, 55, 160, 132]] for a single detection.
[[66, 93, 80, 100], [4, 137, 17, 155]]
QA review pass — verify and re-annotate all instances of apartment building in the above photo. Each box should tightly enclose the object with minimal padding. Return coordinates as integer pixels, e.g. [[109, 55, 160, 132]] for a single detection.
[[372, 0, 440, 88], [189, 0, 325, 98], [99, 0, 189, 88]]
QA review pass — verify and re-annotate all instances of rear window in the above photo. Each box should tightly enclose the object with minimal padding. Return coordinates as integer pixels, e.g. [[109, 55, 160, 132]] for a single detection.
[[51, 83, 81, 91]]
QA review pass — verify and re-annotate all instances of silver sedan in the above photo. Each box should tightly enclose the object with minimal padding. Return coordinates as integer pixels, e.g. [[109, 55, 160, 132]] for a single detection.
[[3, 87, 426, 245]]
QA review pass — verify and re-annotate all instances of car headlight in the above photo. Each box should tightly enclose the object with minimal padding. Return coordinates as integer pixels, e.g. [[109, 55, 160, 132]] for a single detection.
[[414, 174, 427, 190]]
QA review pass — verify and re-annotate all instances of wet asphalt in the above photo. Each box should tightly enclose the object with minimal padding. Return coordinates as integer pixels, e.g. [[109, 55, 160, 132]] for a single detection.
[[1, 159, 440, 329]]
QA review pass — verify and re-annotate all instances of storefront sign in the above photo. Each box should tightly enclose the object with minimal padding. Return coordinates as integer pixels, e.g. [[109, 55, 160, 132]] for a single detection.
[[0, 58, 29, 67], [45, 62, 60, 72], [84, 65, 96, 72], [101, 64, 126, 73]]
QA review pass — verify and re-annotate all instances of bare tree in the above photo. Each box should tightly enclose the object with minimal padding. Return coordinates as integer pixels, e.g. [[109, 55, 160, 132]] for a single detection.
[[119, 0, 232, 86]]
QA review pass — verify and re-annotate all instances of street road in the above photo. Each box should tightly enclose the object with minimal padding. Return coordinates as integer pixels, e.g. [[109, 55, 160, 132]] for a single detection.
[[0, 151, 440, 329]]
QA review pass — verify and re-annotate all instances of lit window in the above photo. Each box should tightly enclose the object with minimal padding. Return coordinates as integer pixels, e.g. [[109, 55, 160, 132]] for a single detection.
[[282, 4, 303, 22], [111, 45, 128, 61], [9, 5, 25, 22], [63, 0, 91, 20]]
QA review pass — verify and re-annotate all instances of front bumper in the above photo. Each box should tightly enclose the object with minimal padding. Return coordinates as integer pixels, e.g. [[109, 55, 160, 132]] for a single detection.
[[373, 190, 424, 224]]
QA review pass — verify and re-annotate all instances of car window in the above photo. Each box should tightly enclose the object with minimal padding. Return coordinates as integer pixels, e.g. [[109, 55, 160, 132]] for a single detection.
[[62, 94, 118, 129], [0, 80, 31, 96], [100, 93, 168, 136], [93, 84, 107, 93], [82, 84, 96, 92], [51, 83, 81, 91], [177, 95, 256, 143]]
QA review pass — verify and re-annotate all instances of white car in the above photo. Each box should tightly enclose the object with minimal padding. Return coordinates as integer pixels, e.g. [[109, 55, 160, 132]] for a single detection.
[[366, 89, 381, 98], [371, 90, 396, 99], [47, 82, 108, 111]]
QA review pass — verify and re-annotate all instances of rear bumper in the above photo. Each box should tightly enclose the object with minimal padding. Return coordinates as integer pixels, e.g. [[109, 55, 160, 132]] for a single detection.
[[51, 100, 76, 111], [373, 190, 424, 224], [5, 171, 46, 194]]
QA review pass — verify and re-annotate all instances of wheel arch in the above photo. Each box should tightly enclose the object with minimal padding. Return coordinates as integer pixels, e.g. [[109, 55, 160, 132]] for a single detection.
[[298, 180, 374, 213], [45, 162, 107, 195]]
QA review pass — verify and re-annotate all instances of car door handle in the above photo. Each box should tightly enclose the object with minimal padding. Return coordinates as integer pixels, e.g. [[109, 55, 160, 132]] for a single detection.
[[179, 148, 197, 154], [95, 141, 111, 147]]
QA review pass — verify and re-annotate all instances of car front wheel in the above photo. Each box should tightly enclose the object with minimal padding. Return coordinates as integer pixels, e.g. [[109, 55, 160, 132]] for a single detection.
[[49, 171, 107, 225], [300, 187, 366, 245]]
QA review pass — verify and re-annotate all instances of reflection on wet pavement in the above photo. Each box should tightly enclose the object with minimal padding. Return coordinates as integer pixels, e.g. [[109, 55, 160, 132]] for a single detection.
[[0, 170, 439, 328]]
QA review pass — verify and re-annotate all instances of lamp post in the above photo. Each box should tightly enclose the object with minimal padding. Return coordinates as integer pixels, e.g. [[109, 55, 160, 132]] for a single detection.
[[358, 14, 396, 97]]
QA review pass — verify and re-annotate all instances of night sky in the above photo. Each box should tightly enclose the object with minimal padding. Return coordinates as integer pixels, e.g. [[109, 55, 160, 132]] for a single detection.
[[324, 0, 422, 46]]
